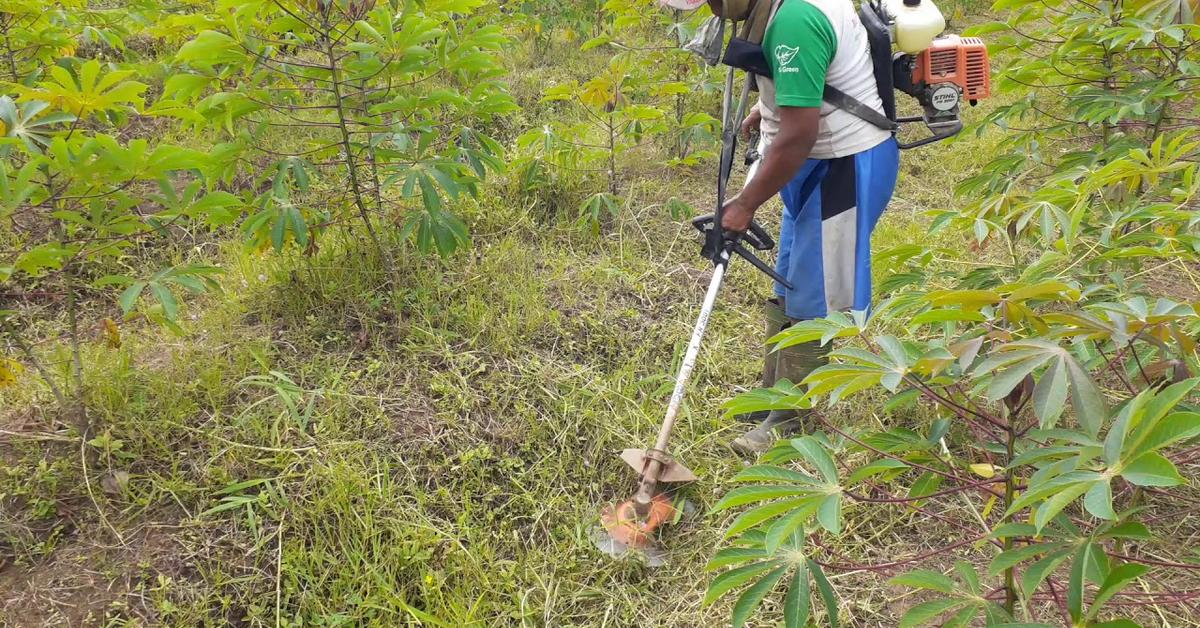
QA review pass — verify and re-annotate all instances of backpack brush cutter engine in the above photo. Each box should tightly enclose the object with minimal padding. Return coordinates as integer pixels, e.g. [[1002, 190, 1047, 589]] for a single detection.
[[891, 34, 991, 147], [593, 0, 992, 565]]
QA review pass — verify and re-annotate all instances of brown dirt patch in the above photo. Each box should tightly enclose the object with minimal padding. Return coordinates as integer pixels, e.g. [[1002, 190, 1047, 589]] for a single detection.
[[0, 523, 189, 627]]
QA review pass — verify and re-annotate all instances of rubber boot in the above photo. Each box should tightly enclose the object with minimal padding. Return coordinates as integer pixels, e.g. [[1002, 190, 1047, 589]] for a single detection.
[[736, 298, 793, 423], [762, 297, 791, 387], [731, 339, 829, 455]]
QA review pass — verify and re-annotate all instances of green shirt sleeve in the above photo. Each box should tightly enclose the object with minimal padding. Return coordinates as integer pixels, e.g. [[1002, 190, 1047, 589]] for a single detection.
[[763, 0, 837, 108]]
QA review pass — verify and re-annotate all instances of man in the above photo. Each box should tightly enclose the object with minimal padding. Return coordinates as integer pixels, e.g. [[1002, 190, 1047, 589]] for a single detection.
[[703, 0, 901, 453]]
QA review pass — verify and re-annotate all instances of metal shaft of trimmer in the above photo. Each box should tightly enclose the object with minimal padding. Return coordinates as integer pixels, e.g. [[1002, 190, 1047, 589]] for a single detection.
[[633, 249, 730, 514]]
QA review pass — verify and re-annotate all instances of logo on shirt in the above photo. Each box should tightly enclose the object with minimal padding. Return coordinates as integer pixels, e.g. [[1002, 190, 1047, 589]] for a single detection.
[[775, 44, 800, 69]]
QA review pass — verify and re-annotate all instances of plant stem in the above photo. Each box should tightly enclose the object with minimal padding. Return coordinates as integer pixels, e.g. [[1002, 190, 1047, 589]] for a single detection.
[[1, 315, 68, 409], [321, 15, 402, 323], [2, 25, 19, 83], [672, 9, 687, 161], [63, 275, 93, 451], [1113, 486, 1143, 555], [1002, 404, 1018, 616], [607, 111, 617, 197]]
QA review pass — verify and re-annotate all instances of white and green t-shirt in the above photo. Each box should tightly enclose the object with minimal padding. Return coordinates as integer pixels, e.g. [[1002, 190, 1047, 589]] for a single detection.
[[756, 0, 891, 159]]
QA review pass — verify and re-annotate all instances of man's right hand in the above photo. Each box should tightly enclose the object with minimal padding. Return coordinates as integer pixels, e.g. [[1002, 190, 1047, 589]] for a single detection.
[[740, 106, 762, 140]]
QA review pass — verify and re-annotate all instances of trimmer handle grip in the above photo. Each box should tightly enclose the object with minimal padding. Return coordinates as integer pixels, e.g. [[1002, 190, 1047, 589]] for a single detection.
[[690, 213, 774, 251], [690, 214, 793, 290]]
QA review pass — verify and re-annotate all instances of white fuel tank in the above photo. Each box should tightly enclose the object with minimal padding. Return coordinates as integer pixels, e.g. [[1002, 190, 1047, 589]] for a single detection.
[[887, 0, 947, 54]]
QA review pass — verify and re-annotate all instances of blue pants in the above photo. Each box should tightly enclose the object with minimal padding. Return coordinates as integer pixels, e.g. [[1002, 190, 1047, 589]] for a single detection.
[[774, 137, 900, 320]]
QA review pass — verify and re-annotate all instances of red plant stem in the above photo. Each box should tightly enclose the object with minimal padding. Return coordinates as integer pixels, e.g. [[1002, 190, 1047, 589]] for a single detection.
[[913, 508, 1005, 550], [1141, 508, 1196, 525], [1167, 445, 1200, 466], [984, 586, 1008, 601], [857, 480, 1005, 549], [1145, 487, 1200, 505], [1047, 576, 1072, 626], [1104, 591, 1200, 607], [909, 377, 1010, 432], [819, 417, 1005, 499], [844, 477, 1006, 504], [1107, 589, 1200, 597], [1097, 345, 1138, 394], [1174, 445, 1200, 459], [1110, 552, 1200, 570], [812, 532, 990, 573]]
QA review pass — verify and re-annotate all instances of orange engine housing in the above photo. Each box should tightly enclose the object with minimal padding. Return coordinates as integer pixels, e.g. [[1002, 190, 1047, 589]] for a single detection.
[[912, 35, 991, 101]]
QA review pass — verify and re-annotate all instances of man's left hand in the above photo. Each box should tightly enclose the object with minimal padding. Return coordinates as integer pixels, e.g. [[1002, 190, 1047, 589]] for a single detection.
[[720, 196, 756, 233]]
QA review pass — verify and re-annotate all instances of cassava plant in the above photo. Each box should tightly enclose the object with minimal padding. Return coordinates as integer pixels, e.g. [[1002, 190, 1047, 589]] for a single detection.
[[705, 1, 1200, 626], [168, 0, 515, 290], [584, 0, 721, 165], [518, 0, 716, 232], [0, 1, 88, 83], [0, 49, 240, 445]]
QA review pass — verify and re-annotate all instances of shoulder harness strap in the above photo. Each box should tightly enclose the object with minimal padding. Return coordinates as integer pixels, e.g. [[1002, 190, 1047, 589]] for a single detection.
[[822, 84, 898, 131]]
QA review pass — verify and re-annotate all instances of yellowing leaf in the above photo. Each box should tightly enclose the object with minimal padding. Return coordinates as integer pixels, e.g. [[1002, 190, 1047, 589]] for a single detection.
[[580, 75, 616, 109], [980, 494, 998, 519], [970, 463, 1000, 478], [102, 318, 121, 349], [0, 356, 24, 388], [15, 59, 146, 117]]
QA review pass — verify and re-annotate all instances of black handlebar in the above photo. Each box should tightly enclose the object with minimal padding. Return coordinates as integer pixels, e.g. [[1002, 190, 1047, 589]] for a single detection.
[[691, 214, 794, 290], [691, 214, 775, 251], [704, 117, 792, 289]]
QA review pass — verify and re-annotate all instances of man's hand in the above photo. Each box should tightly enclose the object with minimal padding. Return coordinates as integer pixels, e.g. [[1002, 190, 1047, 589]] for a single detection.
[[725, 106, 820, 233], [720, 195, 755, 233], [740, 105, 762, 140]]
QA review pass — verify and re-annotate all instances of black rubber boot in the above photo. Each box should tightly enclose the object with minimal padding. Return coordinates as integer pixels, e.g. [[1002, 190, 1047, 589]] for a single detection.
[[736, 298, 792, 423], [731, 339, 829, 455]]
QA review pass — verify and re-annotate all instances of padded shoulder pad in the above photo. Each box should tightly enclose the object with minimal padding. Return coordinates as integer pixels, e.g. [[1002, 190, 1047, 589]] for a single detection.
[[858, 1, 896, 121]]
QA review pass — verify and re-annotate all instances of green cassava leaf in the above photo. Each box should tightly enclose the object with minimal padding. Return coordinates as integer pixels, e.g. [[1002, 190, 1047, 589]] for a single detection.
[[1086, 563, 1149, 621], [1031, 356, 1070, 427], [733, 465, 822, 485], [889, 570, 957, 594], [790, 436, 839, 484], [809, 559, 840, 628], [713, 486, 823, 512], [704, 560, 783, 606], [1120, 452, 1184, 487], [150, 283, 179, 321], [118, 281, 147, 314], [899, 599, 968, 628], [846, 459, 909, 485], [724, 497, 820, 538], [706, 547, 769, 571], [731, 566, 788, 628], [765, 500, 822, 554], [784, 564, 811, 628], [990, 543, 1067, 576], [1068, 543, 1088, 623], [1021, 551, 1071, 597], [1128, 412, 1200, 460]]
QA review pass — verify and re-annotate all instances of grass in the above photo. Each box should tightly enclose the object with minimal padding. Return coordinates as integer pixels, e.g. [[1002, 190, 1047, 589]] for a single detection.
[[0, 164, 920, 625], [1, 187, 770, 625], [5, 7, 1197, 628], [0, 20, 1004, 627]]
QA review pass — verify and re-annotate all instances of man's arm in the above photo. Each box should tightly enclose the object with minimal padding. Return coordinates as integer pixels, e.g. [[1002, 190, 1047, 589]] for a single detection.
[[721, 106, 820, 232]]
